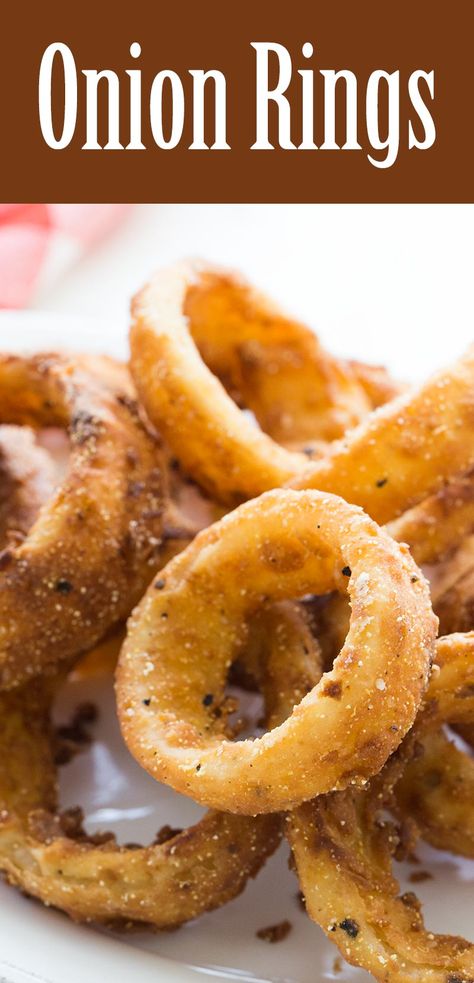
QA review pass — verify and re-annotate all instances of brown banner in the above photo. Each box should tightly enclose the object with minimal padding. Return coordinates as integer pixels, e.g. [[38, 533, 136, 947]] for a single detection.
[[2, 0, 473, 202]]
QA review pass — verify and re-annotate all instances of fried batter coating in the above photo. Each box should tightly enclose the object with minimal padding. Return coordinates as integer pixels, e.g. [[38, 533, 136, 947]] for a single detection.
[[431, 535, 474, 636], [117, 489, 436, 814], [311, 474, 474, 669], [396, 730, 474, 859], [387, 470, 474, 567], [183, 263, 371, 445], [288, 632, 474, 983], [130, 262, 376, 504], [0, 679, 279, 928], [395, 632, 474, 860], [131, 264, 474, 520], [291, 346, 474, 523], [0, 353, 167, 688], [0, 602, 320, 929]]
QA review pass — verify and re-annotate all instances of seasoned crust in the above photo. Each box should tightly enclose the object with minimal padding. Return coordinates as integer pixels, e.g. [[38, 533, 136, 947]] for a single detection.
[[117, 488, 436, 814], [0, 353, 166, 687]]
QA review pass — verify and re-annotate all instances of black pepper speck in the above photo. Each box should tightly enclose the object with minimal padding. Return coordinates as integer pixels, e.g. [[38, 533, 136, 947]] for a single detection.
[[339, 918, 359, 938], [55, 579, 73, 595]]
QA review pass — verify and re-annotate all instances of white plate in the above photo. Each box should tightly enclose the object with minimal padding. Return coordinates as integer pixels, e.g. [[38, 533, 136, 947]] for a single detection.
[[0, 310, 472, 983]]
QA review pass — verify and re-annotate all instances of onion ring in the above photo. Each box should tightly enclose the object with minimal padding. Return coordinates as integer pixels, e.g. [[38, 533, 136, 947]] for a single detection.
[[131, 265, 473, 518], [117, 488, 436, 814], [431, 536, 474, 636], [303, 616, 474, 857], [306, 475, 474, 669], [291, 346, 474, 523], [182, 263, 372, 444], [0, 601, 319, 929], [288, 769, 474, 982], [387, 470, 474, 567], [396, 730, 474, 859], [238, 600, 323, 725], [305, 590, 474, 857], [130, 262, 377, 504], [0, 679, 278, 928], [287, 632, 474, 983], [395, 631, 474, 859], [0, 352, 167, 688]]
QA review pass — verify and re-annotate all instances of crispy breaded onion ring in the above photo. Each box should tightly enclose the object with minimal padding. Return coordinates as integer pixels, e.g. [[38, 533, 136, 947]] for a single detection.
[[308, 625, 474, 857], [131, 265, 473, 516], [0, 425, 56, 548], [396, 730, 474, 859], [436, 569, 474, 636], [182, 263, 372, 445], [291, 346, 474, 523], [288, 771, 474, 982], [424, 535, 474, 767], [130, 262, 375, 504], [395, 632, 474, 859], [0, 682, 278, 928], [309, 479, 474, 673], [387, 470, 474, 567], [288, 633, 474, 982], [0, 353, 167, 688], [0, 602, 319, 929], [431, 535, 474, 636], [117, 488, 436, 814], [240, 602, 322, 724]]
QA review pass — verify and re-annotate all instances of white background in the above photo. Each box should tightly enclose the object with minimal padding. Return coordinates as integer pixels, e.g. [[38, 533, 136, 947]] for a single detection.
[[32, 204, 474, 379]]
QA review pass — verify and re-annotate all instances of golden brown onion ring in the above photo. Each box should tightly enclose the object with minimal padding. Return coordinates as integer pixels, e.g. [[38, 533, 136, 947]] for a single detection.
[[183, 263, 372, 445], [288, 769, 474, 983], [436, 570, 474, 636], [238, 600, 323, 726], [0, 602, 320, 929], [395, 631, 474, 859], [308, 588, 474, 857], [130, 262, 374, 504], [117, 488, 436, 814], [0, 682, 278, 928], [302, 570, 474, 856], [431, 535, 474, 636], [131, 267, 474, 518], [396, 730, 474, 859], [0, 353, 167, 688], [422, 632, 474, 724], [288, 632, 474, 983], [387, 469, 474, 567], [291, 346, 474, 523], [306, 475, 474, 670]]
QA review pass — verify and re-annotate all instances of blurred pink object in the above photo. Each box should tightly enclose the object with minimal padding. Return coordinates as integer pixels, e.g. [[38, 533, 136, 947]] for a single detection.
[[0, 204, 130, 308]]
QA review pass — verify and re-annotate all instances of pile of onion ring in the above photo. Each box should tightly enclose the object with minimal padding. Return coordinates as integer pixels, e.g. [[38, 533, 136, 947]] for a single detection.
[[0, 261, 473, 983]]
